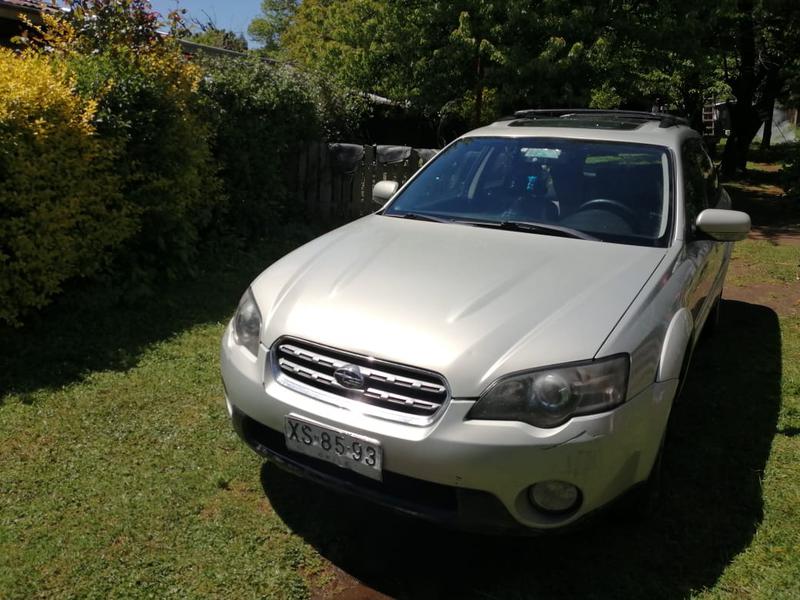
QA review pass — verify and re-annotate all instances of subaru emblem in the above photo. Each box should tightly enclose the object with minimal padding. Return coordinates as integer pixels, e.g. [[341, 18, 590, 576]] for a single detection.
[[334, 364, 366, 390]]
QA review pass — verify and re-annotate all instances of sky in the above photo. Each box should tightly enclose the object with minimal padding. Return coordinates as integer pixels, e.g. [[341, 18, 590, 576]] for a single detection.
[[149, 0, 264, 46]]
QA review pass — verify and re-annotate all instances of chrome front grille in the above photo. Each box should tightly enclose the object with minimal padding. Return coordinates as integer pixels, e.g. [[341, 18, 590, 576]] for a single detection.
[[272, 338, 449, 420]]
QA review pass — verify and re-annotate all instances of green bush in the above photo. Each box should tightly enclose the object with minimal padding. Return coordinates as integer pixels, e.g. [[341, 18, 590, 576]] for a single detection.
[[66, 49, 223, 295], [1, 2, 373, 324], [0, 49, 132, 325], [200, 57, 319, 239]]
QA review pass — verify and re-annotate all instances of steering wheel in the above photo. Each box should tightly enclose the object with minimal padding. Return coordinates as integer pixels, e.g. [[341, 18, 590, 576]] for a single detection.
[[576, 198, 638, 228]]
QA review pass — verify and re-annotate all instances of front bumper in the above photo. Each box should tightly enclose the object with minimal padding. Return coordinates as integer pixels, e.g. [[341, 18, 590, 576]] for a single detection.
[[221, 325, 678, 531]]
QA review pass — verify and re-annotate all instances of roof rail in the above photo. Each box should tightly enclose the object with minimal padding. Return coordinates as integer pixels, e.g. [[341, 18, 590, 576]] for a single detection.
[[511, 108, 689, 128]]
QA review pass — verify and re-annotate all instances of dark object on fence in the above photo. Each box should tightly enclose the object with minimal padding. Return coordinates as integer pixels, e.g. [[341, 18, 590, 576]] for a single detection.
[[328, 143, 365, 175], [417, 148, 438, 164], [377, 145, 412, 164]]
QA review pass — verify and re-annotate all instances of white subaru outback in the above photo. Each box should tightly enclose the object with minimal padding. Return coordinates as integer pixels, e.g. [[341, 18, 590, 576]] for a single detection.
[[220, 109, 751, 532]]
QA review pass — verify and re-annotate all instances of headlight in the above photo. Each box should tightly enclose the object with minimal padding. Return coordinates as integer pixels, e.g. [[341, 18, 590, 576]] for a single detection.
[[467, 355, 629, 428], [232, 287, 262, 357]]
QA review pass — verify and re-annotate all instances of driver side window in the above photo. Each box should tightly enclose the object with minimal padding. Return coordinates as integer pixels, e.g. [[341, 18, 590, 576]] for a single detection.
[[682, 139, 710, 232]]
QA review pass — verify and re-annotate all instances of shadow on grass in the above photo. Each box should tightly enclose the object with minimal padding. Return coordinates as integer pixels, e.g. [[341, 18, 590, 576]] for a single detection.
[[262, 300, 781, 599], [727, 174, 800, 245], [746, 143, 797, 166], [0, 235, 309, 403]]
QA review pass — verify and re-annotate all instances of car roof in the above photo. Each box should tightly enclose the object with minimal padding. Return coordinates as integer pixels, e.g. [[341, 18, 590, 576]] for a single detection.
[[464, 110, 699, 151]]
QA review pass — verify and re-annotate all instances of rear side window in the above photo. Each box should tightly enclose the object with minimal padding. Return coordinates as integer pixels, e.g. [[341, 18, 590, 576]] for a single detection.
[[682, 138, 719, 228]]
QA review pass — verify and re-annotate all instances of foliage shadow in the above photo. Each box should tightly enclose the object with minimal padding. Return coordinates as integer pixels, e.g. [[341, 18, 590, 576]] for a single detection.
[[0, 237, 303, 402]]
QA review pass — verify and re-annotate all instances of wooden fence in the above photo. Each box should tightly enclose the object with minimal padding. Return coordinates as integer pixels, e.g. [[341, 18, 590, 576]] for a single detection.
[[288, 142, 438, 223]]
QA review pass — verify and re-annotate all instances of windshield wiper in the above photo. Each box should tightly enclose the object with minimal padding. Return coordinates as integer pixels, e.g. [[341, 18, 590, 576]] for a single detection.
[[457, 219, 598, 241], [499, 220, 598, 241], [389, 212, 452, 223], [387, 213, 597, 240]]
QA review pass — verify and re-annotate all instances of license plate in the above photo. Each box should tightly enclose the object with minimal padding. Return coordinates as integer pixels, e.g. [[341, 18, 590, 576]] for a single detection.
[[284, 415, 383, 481]]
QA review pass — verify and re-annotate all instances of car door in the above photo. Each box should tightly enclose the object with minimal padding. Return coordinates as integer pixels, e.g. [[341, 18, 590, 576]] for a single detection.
[[699, 142, 729, 304], [682, 138, 724, 337]]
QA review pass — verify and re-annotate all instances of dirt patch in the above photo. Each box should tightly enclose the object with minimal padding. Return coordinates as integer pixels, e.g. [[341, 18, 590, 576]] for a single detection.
[[311, 565, 392, 600], [728, 180, 785, 196], [746, 161, 782, 173], [729, 187, 798, 230], [724, 164, 799, 246], [724, 282, 800, 316], [749, 228, 800, 246], [724, 162, 800, 311]]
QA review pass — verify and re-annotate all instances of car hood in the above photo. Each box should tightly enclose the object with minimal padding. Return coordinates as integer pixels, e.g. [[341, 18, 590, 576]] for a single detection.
[[254, 215, 666, 397]]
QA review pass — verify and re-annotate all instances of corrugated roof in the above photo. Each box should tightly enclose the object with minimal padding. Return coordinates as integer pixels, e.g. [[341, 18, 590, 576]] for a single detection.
[[1, 0, 47, 10], [0, 1, 61, 30], [0, 0, 58, 15]]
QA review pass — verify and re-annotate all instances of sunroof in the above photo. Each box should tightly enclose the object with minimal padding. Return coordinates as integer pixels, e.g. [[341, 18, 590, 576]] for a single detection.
[[508, 118, 642, 130]]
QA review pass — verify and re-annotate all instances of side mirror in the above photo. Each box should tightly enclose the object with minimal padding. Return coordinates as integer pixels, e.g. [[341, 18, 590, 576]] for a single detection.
[[695, 209, 750, 241], [372, 180, 399, 206]]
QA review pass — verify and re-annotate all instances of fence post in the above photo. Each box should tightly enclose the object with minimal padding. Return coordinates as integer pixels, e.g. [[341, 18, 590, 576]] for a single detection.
[[361, 145, 376, 217], [318, 142, 332, 221]]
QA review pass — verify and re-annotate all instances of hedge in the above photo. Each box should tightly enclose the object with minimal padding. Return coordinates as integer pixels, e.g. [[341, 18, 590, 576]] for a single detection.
[[0, 49, 132, 325], [66, 48, 224, 295], [0, 1, 371, 325], [199, 57, 320, 240]]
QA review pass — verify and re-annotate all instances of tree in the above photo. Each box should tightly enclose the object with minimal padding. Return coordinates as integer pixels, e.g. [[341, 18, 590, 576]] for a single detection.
[[248, 0, 299, 53], [276, 1, 607, 138], [54, 0, 184, 53], [188, 25, 248, 53], [264, 0, 800, 158], [375, 1, 508, 128], [584, 0, 798, 172], [716, 0, 800, 174]]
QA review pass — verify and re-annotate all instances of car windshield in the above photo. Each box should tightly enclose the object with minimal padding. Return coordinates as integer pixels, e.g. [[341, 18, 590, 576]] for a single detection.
[[383, 137, 673, 246]]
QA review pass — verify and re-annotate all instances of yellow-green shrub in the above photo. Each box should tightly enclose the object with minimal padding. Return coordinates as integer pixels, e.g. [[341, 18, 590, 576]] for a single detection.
[[66, 48, 223, 294], [0, 49, 133, 325], [1, 1, 368, 324]]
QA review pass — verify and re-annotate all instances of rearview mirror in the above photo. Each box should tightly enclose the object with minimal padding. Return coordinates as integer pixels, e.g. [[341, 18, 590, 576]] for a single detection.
[[372, 180, 399, 206], [695, 209, 750, 241]]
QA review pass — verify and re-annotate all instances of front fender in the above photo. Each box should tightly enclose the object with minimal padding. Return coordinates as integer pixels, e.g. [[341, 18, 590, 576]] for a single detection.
[[657, 308, 693, 382]]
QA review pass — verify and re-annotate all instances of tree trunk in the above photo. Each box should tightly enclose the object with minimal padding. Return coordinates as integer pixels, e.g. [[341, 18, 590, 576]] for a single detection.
[[721, 0, 757, 177], [680, 72, 705, 132], [721, 69, 782, 174], [721, 102, 762, 177], [758, 72, 782, 150], [760, 97, 774, 149], [760, 119, 773, 149]]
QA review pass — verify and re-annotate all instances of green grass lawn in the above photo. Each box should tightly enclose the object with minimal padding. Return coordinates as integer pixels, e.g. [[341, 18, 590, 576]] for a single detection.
[[2, 237, 800, 597], [0, 235, 332, 598], [728, 241, 800, 287]]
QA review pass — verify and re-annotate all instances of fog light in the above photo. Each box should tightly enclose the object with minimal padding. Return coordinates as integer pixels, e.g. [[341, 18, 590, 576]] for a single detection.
[[529, 481, 581, 514]]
